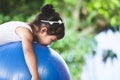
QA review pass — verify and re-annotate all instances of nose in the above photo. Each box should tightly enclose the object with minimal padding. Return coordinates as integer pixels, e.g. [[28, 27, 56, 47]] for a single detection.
[[51, 40, 56, 44], [49, 39, 55, 44]]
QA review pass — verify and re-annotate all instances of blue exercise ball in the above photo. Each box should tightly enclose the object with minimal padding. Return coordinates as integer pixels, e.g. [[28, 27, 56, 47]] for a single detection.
[[0, 42, 71, 80]]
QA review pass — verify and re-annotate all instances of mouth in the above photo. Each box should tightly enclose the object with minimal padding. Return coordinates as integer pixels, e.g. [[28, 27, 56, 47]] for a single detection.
[[42, 43, 51, 46]]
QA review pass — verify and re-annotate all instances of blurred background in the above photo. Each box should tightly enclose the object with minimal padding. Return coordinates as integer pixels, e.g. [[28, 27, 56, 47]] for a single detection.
[[0, 0, 120, 80]]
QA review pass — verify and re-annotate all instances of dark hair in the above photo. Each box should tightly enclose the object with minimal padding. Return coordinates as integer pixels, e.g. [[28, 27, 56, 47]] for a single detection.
[[29, 4, 65, 40]]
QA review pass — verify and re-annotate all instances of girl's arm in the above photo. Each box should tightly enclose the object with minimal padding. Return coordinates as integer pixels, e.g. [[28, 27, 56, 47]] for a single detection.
[[16, 27, 39, 80]]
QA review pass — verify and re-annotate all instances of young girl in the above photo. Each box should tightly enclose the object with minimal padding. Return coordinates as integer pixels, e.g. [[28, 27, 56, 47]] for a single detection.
[[0, 4, 65, 80]]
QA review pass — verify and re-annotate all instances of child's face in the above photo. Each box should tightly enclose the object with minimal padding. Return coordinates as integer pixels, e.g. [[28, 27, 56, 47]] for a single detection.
[[35, 27, 58, 46], [38, 33, 57, 46]]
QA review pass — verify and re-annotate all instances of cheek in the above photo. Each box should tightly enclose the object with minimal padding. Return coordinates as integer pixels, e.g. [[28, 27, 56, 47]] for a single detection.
[[38, 37, 50, 45], [45, 38, 53, 44], [44, 38, 51, 43]]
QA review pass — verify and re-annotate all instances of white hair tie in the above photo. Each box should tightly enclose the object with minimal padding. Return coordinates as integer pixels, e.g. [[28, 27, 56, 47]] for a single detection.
[[40, 20, 63, 25]]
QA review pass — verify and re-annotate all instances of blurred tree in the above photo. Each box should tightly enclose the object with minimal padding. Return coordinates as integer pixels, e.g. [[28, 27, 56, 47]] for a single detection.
[[0, 0, 43, 22]]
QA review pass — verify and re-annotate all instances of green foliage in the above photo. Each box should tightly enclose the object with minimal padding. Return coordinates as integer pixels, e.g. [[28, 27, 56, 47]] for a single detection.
[[0, 14, 10, 23], [0, 0, 43, 23], [83, 0, 120, 26]]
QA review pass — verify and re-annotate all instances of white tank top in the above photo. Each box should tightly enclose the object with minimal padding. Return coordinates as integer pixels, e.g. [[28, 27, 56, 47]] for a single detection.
[[0, 21, 32, 45]]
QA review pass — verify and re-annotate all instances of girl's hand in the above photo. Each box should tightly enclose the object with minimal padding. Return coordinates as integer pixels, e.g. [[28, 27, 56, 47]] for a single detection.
[[31, 75, 40, 80], [16, 27, 40, 80]]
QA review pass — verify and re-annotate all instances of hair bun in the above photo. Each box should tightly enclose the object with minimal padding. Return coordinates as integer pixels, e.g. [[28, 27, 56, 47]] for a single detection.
[[41, 4, 55, 16]]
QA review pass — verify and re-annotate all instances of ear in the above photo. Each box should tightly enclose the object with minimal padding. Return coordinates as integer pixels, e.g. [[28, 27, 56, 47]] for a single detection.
[[40, 27, 47, 34]]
